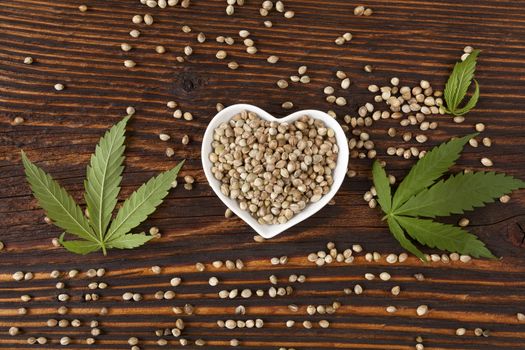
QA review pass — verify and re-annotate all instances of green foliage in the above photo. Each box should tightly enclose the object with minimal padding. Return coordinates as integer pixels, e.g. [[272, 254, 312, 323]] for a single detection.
[[373, 135, 525, 261], [444, 50, 480, 116], [22, 117, 183, 255]]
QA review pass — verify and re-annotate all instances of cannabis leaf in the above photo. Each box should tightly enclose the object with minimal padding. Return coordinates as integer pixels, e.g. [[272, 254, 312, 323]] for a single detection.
[[395, 217, 495, 259], [84, 115, 129, 247], [392, 134, 475, 208], [396, 171, 525, 218], [21, 151, 98, 244], [373, 135, 525, 261], [104, 162, 184, 243], [443, 50, 480, 116], [21, 117, 184, 255]]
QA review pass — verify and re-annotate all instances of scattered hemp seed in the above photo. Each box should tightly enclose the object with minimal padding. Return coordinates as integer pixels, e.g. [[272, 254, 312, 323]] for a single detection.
[[130, 29, 140, 38], [300, 75, 311, 83], [156, 45, 166, 54], [228, 61, 239, 70], [13, 271, 24, 281], [335, 36, 345, 45], [319, 320, 330, 328], [379, 272, 391, 281], [79, 4, 88, 12], [173, 109, 182, 118], [416, 305, 429, 316], [54, 83, 64, 91], [456, 328, 467, 336], [267, 55, 279, 64], [277, 79, 288, 89], [282, 101, 294, 109], [517, 312, 525, 322], [216, 50, 227, 59], [36, 338, 49, 346], [253, 235, 265, 242], [23, 56, 33, 64], [159, 133, 171, 141], [126, 106, 136, 115], [475, 123, 485, 132], [364, 64, 373, 73], [481, 157, 493, 167], [386, 253, 398, 264], [341, 78, 351, 89], [386, 306, 397, 313], [12, 116, 24, 125], [124, 60, 136, 68], [354, 5, 365, 15], [132, 14, 143, 24], [391, 286, 401, 296], [121, 43, 132, 51], [500, 195, 511, 203], [458, 218, 470, 227]]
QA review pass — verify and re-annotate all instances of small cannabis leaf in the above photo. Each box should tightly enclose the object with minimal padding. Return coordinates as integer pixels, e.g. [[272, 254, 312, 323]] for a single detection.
[[443, 50, 480, 116], [373, 134, 525, 261], [21, 116, 184, 255]]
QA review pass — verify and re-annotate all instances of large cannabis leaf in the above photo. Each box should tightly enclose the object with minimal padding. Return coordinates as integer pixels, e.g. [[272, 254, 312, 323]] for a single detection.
[[373, 134, 525, 261], [21, 117, 184, 255]]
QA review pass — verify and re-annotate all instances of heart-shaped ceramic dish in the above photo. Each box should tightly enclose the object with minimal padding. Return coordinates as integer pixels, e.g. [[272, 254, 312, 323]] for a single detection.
[[201, 104, 349, 239]]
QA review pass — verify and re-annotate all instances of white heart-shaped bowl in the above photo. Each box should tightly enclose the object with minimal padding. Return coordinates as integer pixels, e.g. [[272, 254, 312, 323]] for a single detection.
[[201, 104, 349, 239]]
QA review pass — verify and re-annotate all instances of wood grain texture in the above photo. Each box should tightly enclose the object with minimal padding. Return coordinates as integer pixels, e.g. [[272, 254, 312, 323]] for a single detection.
[[1, 0, 525, 349]]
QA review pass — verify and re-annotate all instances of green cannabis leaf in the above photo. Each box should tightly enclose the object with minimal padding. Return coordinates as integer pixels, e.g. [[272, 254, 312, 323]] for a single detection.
[[373, 134, 525, 261], [443, 50, 480, 116], [21, 117, 184, 255]]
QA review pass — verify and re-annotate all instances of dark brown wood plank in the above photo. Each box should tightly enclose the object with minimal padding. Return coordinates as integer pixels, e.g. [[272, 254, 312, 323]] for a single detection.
[[1, 0, 525, 349]]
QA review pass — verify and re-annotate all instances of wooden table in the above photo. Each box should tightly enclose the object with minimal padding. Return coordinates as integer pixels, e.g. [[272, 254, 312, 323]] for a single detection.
[[1, 0, 524, 349]]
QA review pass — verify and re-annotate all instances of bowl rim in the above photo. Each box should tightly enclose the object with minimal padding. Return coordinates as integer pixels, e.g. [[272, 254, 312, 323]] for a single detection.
[[201, 103, 349, 238]]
